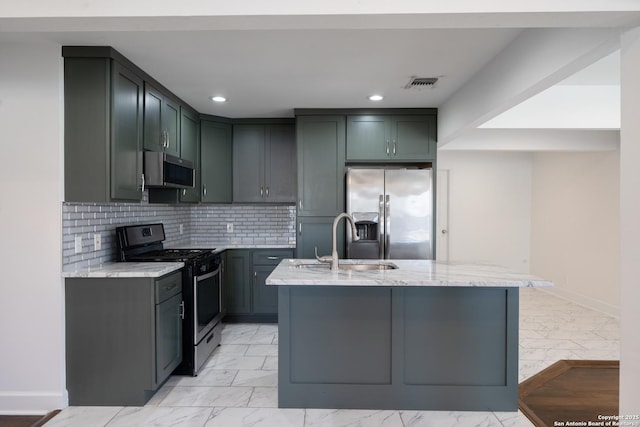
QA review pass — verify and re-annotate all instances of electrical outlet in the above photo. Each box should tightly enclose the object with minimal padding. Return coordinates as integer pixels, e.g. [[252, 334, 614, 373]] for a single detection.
[[94, 233, 102, 251], [74, 236, 83, 254], [226, 223, 234, 233], [179, 224, 184, 234]]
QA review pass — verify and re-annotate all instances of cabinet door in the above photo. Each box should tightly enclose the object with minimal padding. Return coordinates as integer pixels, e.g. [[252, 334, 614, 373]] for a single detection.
[[163, 97, 180, 157], [111, 62, 143, 200], [233, 125, 265, 202], [155, 292, 183, 385], [201, 120, 232, 203], [179, 108, 200, 203], [143, 84, 180, 157], [225, 250, 252, 314], [143, 84, 163, 152], [253, 266, 278, 314], [296, 216, 344, 259], [265, 124, 296, 203], [390, 115, 436, 160], [296, 116, 346, 216], [346, 115, 389, 161]]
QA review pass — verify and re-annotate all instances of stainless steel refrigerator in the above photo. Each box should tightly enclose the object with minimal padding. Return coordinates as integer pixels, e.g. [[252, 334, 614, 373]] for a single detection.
[[346, 167, 433, 259]]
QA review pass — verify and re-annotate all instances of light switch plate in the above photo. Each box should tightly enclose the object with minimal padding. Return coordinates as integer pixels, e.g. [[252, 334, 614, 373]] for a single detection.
[[227, 223, 233, 233], [94, 233, 102, 250], [74, 236, 83, 254]]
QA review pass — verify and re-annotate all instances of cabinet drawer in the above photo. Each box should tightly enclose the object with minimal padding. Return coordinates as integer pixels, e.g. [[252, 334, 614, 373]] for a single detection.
[[252, 249, 294, 266], [155, 271, 182, 303]]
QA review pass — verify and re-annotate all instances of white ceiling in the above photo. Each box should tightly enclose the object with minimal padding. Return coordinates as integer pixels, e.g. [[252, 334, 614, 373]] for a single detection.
[[481, 50, 620, 130], [18, 28, 521, 118], [1, 6, 635, 143]]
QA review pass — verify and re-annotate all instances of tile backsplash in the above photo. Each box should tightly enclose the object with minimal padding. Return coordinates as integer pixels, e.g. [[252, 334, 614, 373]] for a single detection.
[[62, 201, 296, 271]]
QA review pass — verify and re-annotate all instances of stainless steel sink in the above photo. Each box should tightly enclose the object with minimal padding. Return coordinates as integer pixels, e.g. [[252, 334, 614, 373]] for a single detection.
[[296, 262, 398, 271]]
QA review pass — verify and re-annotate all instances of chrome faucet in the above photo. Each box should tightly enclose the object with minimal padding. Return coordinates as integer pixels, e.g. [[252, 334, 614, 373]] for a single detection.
[[315, 213, 359, 270]]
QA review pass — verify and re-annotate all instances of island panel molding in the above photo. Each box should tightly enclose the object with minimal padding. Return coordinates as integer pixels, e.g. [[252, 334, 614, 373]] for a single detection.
[[271, 259, 550, 411]]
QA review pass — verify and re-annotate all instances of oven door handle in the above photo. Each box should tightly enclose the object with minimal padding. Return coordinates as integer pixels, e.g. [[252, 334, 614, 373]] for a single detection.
[[195, 266, 221, 282]]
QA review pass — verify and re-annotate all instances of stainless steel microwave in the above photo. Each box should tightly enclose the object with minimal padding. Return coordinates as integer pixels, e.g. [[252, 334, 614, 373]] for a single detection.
[[144, 152, 195, 189]]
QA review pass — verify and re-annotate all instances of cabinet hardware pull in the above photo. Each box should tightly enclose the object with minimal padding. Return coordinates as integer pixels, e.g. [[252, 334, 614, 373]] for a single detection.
[[182, 189, 187, 196], [165, 284, 176, 290], [203, 186, 207, 197], [299, 223, 302, 234], [393, 140, 397, 155], [260, 186, 264, 197], [206, 332, 214, 344], [267, 256, 279, 260], [166, 132, 170, 149], [299, 199, 303, 210], [141, 173, 145, 192], [386, 140, 390, 155], [266, 187, 269, 197], [179, 301, 185, 319]]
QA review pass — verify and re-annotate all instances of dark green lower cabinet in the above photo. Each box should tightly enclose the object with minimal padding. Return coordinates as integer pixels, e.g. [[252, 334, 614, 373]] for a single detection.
[[224, 248, 293, 323], [224, 250, 252, 315], [65, 271, 182, 406]]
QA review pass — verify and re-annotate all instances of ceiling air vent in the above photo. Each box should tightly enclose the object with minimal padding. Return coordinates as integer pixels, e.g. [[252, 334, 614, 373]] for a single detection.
[[404, 76, 439, 89]]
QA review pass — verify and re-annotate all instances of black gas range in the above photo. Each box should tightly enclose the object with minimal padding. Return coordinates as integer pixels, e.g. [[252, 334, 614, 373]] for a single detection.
[[116, 223, 223, 376]]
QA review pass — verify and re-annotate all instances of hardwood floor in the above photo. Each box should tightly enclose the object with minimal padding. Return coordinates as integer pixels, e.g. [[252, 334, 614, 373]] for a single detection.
[[0, 411, 60, 427], [519, 360, 619, 427]]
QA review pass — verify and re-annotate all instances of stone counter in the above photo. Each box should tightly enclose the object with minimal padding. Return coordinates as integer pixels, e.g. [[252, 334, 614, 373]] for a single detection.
[[267, 259, 553, 288], [62, 262, 184, 278]]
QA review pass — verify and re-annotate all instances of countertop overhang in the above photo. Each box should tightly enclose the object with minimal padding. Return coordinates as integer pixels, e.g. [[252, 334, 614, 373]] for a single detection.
[[62, 262, 184, 278], [266, 259, 554, 288]]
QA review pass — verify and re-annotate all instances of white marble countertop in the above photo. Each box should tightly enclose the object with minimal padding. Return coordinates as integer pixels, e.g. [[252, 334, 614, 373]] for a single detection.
[[266, 259, 554, 288], [62, 262, 184, 278]]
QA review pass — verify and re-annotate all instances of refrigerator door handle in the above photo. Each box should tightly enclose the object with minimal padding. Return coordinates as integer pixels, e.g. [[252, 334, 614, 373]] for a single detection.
[[378, 195, 385, 259], [384, 195, 391, 259]]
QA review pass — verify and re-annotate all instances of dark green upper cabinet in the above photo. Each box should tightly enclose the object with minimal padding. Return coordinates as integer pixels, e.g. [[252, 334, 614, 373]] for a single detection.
[[233, 123, 296, 203], [64, 52, 143, 202], [265, 125, 297, 203], [346, 114, 436, 162], [144, 83, 180, 157], [296, 115, 346, 216], [201, 118, 232, 203], [179, 107, 200, 203]]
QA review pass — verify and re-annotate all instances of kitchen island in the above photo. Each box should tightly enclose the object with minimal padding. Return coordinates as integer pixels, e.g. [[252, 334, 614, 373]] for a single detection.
[[266, 259, 552, 411]]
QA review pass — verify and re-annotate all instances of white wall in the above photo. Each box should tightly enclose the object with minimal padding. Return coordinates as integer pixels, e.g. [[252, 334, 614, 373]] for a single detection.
[[0, 41, 65, 413], [530, 150, 620, 316], [437, 150, 533, 272], [619, 26, 640, 414]]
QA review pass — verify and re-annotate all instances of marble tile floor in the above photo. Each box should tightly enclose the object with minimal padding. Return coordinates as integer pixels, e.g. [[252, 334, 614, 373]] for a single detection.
[[45, 288, 620, 427]]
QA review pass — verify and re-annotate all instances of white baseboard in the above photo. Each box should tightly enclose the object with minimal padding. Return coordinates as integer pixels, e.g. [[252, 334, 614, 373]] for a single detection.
[[540, 286, 620, 318], [0, 390, 67, 415]]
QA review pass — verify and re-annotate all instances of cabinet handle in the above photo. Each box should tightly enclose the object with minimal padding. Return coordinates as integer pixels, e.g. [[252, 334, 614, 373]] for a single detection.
[[182, 189, 187, 196], [299, 223, 302, 235], [393, 140, 397, 155], [299, 199, 303, 211], [260, 186, 264, 197], [386, 140, 390, 155], [179, 301, 185, 320], [141, 173, 145, 192], [267, 256, 279, 260], [203, 185, 207, 197], [166, 132, 170, 149], [266, 187, 270, 197]]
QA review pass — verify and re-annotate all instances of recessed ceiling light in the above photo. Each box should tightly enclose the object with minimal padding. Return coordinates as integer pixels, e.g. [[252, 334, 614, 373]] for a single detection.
[[368, 95, 384, 101], [210, 96, 227, 103]]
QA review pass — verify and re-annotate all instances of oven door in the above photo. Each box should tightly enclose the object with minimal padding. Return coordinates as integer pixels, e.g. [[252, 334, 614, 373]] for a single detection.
[[193, 265, 222, 344]]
